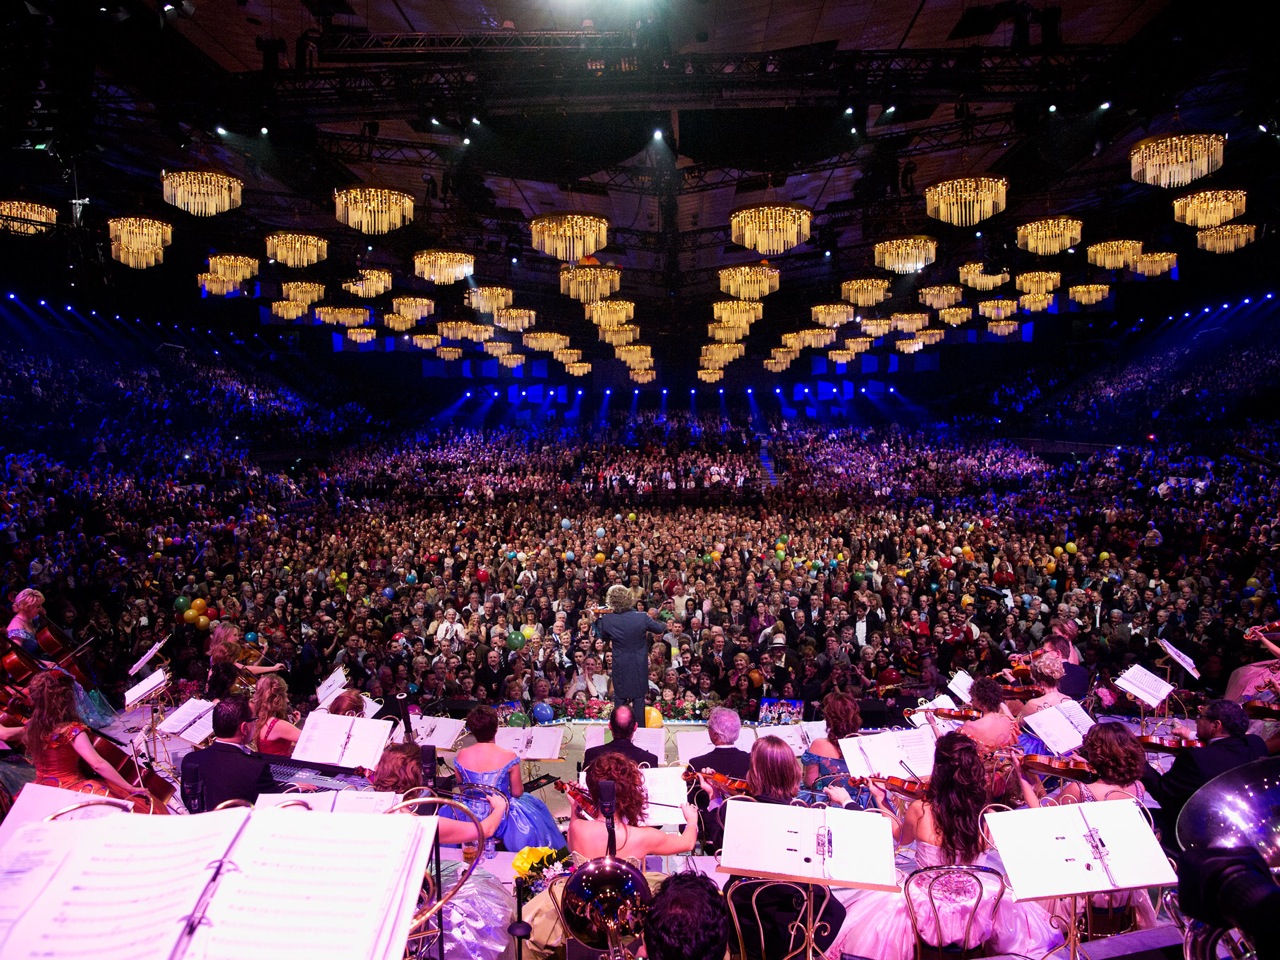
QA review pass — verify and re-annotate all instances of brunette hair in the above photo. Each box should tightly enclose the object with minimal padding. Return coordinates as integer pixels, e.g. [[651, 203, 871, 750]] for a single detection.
[[969, 677, 1005, 714], [746, 735, 799, 802], [466, 705, 499, 743], [586, 752, 647, 825], [821, 692, 861, 740], [373, 742, 423, 793], [926, 732, 987, 865], [1080, 722, 1147, 786], [24, 669, 80, 766], [328, 689, 364, 717]]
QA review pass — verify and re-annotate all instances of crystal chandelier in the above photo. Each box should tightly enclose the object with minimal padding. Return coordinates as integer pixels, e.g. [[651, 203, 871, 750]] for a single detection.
[[1196, 223, 1255, 254], [708, 321, 749, 343], [334, 187, 415, 234], [205, 255, 257, 283], [523, 331, 570, 352], [924, 176, 1007, 226], [1130, 133, 1225, 188], [560, 262, 621, 302], [1068, 284, 1110, 305], [1019, 293, 1054, 313], [763, 358, 791, 373], [600, 325, 639, 346], [495, 308, 536, 332], [845, 336, 872, 354], [585, 299, 636, 327], [315, 306, 369, 327], [565, 362, 592, 377], [719, 263, 780, 299], [811, 304, 857, 328], [108, 217, 172, 269], [342, 269, 392, 298], [271, 301, 308, 320], [697, 368, 725, 384], [712, 300, 764, 324], [197, 273, 238, 296], [484, 341, 513, 357], [436, 346, 464, 361], [0, 200, 56, 235], [828, 349, 854, 365], [1087, 240, 1142, 270], [874, 236, 937, 274], [958, 262, 1008, 290], [499, 353, 526, 368], [383, 313, 416, 333], [1173, 189, 1246, 228], [987, 320, 1019, 337], [437, 320, 471, 340], [393, 297, 435, 320], [616, 344, 653, 368], [1017, 217, 1083, 256], [414, 250, 474, 284], [730, 203, 812, 256], [918, 328, 945, 346], [412, 334, 441, 350], [896, 338, 923, 354], [861, 318, 891, 338], [631, 369, 656, 384], [939, 307, 972, 326], [553, 348, 582, 365], [1015, 271, 1060, 295], [347, 328, 377, 344], [891, 312, 929, 334], [771, 347, 799, 363], [783, 328, 836, 350], [841, 278, 891, 306], [283, 282, 325, 305], [266, 232, 327, 268], [464, 322, 493, 343], [465, 286, 514, 314], [1132, 252, 1177, 277], [701, 343, 744, 369], [529, 212, 609, 261], [918, 285, 962, 309], [977, 299, 1019, 320], [162, 170, 243, 217]]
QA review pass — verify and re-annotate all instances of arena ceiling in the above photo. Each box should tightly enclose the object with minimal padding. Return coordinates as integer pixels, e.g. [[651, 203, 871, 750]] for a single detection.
[[3, 0, 1277, 380]]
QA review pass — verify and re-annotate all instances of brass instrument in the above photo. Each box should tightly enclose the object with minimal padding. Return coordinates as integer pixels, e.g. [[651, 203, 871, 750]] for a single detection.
[[548, 856, 652, 960]]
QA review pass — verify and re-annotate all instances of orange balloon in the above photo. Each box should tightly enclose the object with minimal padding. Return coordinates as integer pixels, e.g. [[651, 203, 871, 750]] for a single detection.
[[183, 608, 198, 624], [196, 615, 210, 631], [190, 598, 207, 615]]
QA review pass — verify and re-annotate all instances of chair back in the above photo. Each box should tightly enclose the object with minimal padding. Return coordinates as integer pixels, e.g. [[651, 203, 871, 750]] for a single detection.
[[903, 864, 1006, 960], [725, 877, 840, 960]]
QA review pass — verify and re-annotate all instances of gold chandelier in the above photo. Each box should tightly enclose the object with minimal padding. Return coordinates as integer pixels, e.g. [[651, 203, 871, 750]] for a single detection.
[[283, 281, 325, 305], [1173, 189, 1245, 228], [1019, 293, 1054, 313], [708, 321, 749, 342], [465, 286, 513, 314], [1087, 240, 1142, 270], [108, 217, 172, 269], [161, 170, 243, 217], [811, 303, 857, 328], [600, 324, 639, 346], [631, 369, 656, 384], [697, 368, 725, 384], [1133, 252, 1178, 277], [763, 358, 791, 373], [205, 254, 257, 283], [987, 320, 1019, 337], [958, 262, 1008, 290], [553, 348, 583, 365], [315, 306, 369, 327], [585, 299, 636, 327], [334, 187, 415, 234], [347, 328, 377, 344], [616, 344, 653, 368], [874, 236, 937, 274], [939, 306, 972, 326], [701, 343, 744, 369], [412, 334, 442, 351], [730, 203, 812, 256], [392, 297, 435, 320], [1197, 223, 1255, 254], [712, 299, 764, 325], [782, 328, 836, 350], [828, 349, 854, 364], [841, 277, 891, 306], [1130, 133, 1225, 188], [484, 341, 513, 357], [414, 250, 474, 284], [566, 362, 592, 376], [524, 331, 570, 352], [1068, 284, 1110, 305], [918, 328, 945, 346], [499, 353, 526, 368], [845, 336, 872, 354], [0, 200, 56, 235], [560, 262, 621, 302], [977, 299, 1019, 320], [860, 318, 891, 338], [437, 320, 471, 340], [436, 346, 464, 361], [918, 285, 962, 309], [896, 338, 923, 354], [266, 232, 327, 268], [197, 273, 238, 296], [891, 312, 929, 333], [924, 176, 1007, 226], [530, 212, 609, 261], [1017, 217, 1083, 256], [383, 313, 416, 333], [495, 308, 536, 332], [1015, 271, 1060, 295], [771, 347, 799, 363], [719, 262, 780, 299], [271, 300, 308, 320], [342, 268, 392, 297], [464, 322, 493, 342]]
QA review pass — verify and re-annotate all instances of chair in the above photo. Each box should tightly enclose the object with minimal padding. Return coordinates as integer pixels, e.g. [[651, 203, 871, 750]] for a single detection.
[[725, 876, 842, 960], [903, 864, 1007, 960]]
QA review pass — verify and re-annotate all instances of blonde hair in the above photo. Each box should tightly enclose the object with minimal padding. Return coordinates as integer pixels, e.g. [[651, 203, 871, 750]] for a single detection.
[[1031, 650, 1066, 684], [606, 584, 634, 613], [13, 588, 44, 615], [250, 674, 291, 748]]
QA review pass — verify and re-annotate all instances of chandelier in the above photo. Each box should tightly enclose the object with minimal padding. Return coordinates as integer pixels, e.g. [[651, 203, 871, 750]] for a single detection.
[[436, 347, 464, 361], [495, 308, 536, 332], [1019, 293, 1054, 313], [347, 328, 377, 344], [383, 313, 416, 333], [391, 297, 435, 320], [630, 369, 656, 384], [783, 328, 836, 350], [162, 170, 243, 217], [560, 262, 621, 302], [891, 312, 929, 334], [1015, 271, 1060, 295], [763, 358, 791, 373], [771, 347, 799, 363], [730, 203, 812, 256], [708, 321, 749, 343], [197, 273, 238, 296], [437, 320, 470, 340], [701, 343, 744, 369], [616, 344, 653, 368], [828, 349, 854, 364], [266, 232, 327, 268], [811, 303, 857, 328], [1068, 284, 1110, 305], [1133, 252, 1178, 277], [977, 299, 1019, 320], [524, 331, 570, 352], [412, 334, 442, 350], [924, 176, 1007, 226], [414, 250, 474, 284], [939, 306, 972, 326], [0, 200, 56, 235], [342, 269, 392, 298], [841, 278, 891, 306], [465, 322, 494, 342], [1130, 133, 1225, 188], [553, 348, 583, 365], [712, 299, 764, 324], [283, 282, 325, 305], [987, 320, 1019, 337], [600, 325, 639, 346], [719, 263, 780, 299], [271, 300, 308, 320], [874, 236, 937, 274], [484, 341, 513, 357], [499, 353, 526, 368], [860, 318, 891, 338], [334, 187, 415, 234], [565, 362, 592, 376], [845, 336, 872, 354], [918, 328, 945, 346], [697, 368, 725, 384], [1017, 217, 1083, 256], [896, 338, 923, 354], [585, 299, 636, 327], [530, 212, 609, 261], [462, 286, 510, 314], [1087, 240, 1142, 270], [918, 285, 962, 309], [204, 255, 257, 284], [958, 262, 1008, 290], [108, 217, 172, 269], [1173, 189, 1246, 228], [1197, 223, 1255, 253], [315, 306, 369, 327]]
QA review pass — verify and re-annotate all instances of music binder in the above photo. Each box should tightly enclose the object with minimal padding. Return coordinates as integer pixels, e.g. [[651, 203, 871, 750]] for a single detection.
[[292, 712, 394, 770], [1113, 664, 1174, 708], [495, 726, 565, 761], [124, 668, 168, 708], [676, 726, 757, 765], [1021, 700, 1096, 756], [582, 725, 665, 764], [157, 698, 216, 744]]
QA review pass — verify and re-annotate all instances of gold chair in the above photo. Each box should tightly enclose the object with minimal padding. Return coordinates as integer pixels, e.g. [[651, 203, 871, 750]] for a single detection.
[[903, 864, 1007, 960]]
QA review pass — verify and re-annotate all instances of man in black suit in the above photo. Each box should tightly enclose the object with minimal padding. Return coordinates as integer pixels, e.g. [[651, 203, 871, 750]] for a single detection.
[[1142, 699, 1269, 841], [180, 696, 280, 813], [582, 706, 659, 769], [687, 707, 751, 854]]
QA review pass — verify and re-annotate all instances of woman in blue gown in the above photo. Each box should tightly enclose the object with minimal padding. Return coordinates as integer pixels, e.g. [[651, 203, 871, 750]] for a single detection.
[[799, 691, 869, 807]]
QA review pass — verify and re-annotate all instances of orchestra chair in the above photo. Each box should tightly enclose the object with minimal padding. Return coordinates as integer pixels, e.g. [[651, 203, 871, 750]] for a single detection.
[[904, 864, 1007, 960]]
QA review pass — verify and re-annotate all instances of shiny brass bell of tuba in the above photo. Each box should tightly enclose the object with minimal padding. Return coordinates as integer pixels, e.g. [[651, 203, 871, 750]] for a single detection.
[[548, 856, 653, 960]]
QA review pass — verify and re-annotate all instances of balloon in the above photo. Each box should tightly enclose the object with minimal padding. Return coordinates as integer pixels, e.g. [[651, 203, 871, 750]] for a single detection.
[[1247, 577, 1261, 589], [596, 527, 606, 539], [830, 559, 838, 569], [614, 514, 623, 522], [507, 711, 530, 728], [614, 545, 623, 556], [531, 702, 556, 724], [406, 572, 417, 585], [245, 632, 258, 645], [775, 549, 786, 561], [702, 553, 712, 563], [1053, 546, 1063, 557], [837, 553, 844, 561], [644, 706, 664, 728], [853, 572, 865, 583], [811, 561, 822, 572], [561, 518, 572, 530], [507, 551, 517, 560], [952, 546, 963, 556], [627, 512, 637, 522], [711, 551, 721, 562], [429, 554, 440, 563], [1046, 561, 1056, 574], [477, 569, 490, 583], [521, 625, 535, 639], [507, 630, 528, 650], [165, 537, 174, 547], [196, 615, 210, 631], [174, 596, 191, 612], [595, 552, 606, 563], [190, 598, 207, 615], [779, 535, 790, 545], [183, 608, 198, 624], [205, 607, 218, 620], [565, 550, 575, 561], [1099, 551, 1110, 562], [1065, 542, 1077, 555], [382, 587, 396, 599], [517, 552, 527, 562]]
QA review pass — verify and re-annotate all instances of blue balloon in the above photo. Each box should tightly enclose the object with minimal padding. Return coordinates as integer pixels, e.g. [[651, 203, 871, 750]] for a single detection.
[[596, 527, 606, 539], [383, 587, 396, 599], [614, 514, 623, 522], [565, 551, 575, 561], [531, 702, 556, 725], [614, 545, 624, 555], [561, 518, 572, 530], [244, 631, 258, 645], [406, 572, 417, 585], [507, 551, 517, 559]]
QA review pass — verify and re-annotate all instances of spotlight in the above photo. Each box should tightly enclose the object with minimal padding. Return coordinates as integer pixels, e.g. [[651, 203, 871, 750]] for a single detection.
[[430, 118, 440, 125], [634, 389, 639, 395], [1048, 104, 1057, 113], [975, 231, 982, 238], [577, 389, 583, 396], [718, 389, 724, 395], [845, 107, 853, 115], [1066, 247, 1076, 254], [1260, 124, 1269, 133], [824, 250, 831, 257], [465, 391, 472, 398], [690, 388, 695, 394], [889, 386, 896, 393], [463, 137, 471, 145], [1222, 303, 1229, 309], [605, 389, 611, 395], [471, 117, 480, 125], [850, 126, 858, 135], [1245, 298, 1251, 304], [885, 105, 896, 114], [215, 126, 227, 136], [662, 389, 668, 395], [653, 129, 663, 140], [6, 293, 13, 300], [39, 300, 45, 306], [747, 388, 753, 394], [860, 387, 866, 394], [803, 387, 810, 393], [493, 390, 499, 398], [260, 126, 269, 135], [774, 387, 781, 394], [511, 257, 518, 264], [521, 390, 526, 396], [1100, 101, 1111, 110]]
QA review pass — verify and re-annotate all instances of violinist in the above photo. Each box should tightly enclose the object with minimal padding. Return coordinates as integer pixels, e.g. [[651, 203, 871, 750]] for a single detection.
[[686, 706, 751, 854], [954, 678, 1018, 751], [6, 589, 49, 661], [249, 674, 301, 757], [801, 691, 859, 789], [207, 623, 283, 699]]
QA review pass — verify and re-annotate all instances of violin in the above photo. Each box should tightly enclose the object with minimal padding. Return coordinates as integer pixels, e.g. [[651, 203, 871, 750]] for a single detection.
[[998, 684, 1045, 702], [682, 767, 750, 795], [554, 779, 600, 818], [1136, 734, 1204, 753], [87, 731, 175, 809], [1243, 700, 1280, 720], [0, 683, 32, 725], [1018, 754, 1097, 782], [903, 706, 981, 722], [818, 773, 928, 800]]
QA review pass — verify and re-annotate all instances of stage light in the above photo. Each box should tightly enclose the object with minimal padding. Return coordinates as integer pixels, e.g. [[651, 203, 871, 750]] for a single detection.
[[492, 391, 499, 398], [1261, 124, 1269, 133], [1245, 298, 1251, 304], [885, 105, 896, 114], [824, 250, 831, 257], [850, 126, 858, 134], [463, 137, 471, 145], [803, 387, 809, 393], [511, 257, 517, 263], [39, 300, 45, 306], [718, 389, 724, 395], [66, 305, 72, 311], [6, 293, 13, 300], [845, 107, 853, 115], [577, 389, 583, 396], [747, 388, 753, 394], [889, 386, 896, 393], [654, 129, 663, 140], [605, 389, 611, 395], [1100, 101, 1111, 110], [471, 117, 480, 125], [860, 387, 866, 393], [690, 388, 695, 394], [634, 389, 639, 395], [465, 391, 472, 398], [1184, 312, 1190, 317], [662, 389, 668, 394], [216, 126, 227, 136], [975, 231, 982, 238], [1049, 104, 1057, 113], [431, 118, 440, 125], [260, 126, 269, 135], [774, 387, 781, 394]]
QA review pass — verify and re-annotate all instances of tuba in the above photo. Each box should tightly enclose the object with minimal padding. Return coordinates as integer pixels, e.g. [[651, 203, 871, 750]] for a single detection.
[[548, 856, 652, 960]]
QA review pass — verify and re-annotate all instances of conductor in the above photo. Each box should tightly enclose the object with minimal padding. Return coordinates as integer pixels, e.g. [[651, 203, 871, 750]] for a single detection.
[[598, 584, 665, 727]]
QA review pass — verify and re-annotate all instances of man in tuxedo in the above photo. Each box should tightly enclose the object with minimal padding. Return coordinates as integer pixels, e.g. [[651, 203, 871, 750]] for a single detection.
[[582, 706, 658, 769], [687, 707, 751, 854], [180, 696, 281, 813]]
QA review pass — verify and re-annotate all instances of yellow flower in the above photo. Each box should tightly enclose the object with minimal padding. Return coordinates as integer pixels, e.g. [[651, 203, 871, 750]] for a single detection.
[[511, 846, 555, 877]]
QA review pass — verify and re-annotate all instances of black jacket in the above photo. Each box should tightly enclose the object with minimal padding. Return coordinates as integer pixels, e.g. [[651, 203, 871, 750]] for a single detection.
[[582, 738, 659, 770], [180, 741, 279, 813], [1142, 734, 1270, 835]]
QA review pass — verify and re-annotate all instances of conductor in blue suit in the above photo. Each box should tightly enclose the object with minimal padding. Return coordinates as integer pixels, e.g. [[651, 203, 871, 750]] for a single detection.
[[598, 583, 666, 727]]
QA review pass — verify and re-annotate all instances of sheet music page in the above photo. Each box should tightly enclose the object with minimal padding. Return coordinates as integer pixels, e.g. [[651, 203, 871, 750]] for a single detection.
[[361, 696, 382, 719], [639, 767, 688, 826], [1057, 700, 1097, 737], [127, 638, 166, 677], [838, 733, 885, 778], [1114, 665, 1175, 707], [0, 783, 130, 851], [801, 720, 829, 744], [339, 717, 395, 769], [255, 791, 338, 812], [1156, 639, 1201, 679], [409, 715, 466, 751], [123, 668, 167, 708], [675, 728, 756, 765], [754, 725, 807, 757], [948, 670, 975, 703], [158, 698, 215, 736], [1023, 708, 1084, 756], [0, 822, 78, 945], [495, 727, 564, 760], [892, 726, 937, 779], [292, 712, 352, 765], [331, 792, 403, 815], [315, 668, 348, 709], [180, 709, 216, 746], [583, 726, 666, 764]]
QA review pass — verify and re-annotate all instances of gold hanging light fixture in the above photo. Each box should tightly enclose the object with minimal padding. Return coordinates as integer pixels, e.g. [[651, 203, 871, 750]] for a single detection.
[[266, 232, 327, 268], [978, 299, 1019, 320], [730, 203, 812, 256], [465, 322, 494, 342], [811, 303, 857, 328], [1016, 217, 1083, 256], [1173, 189, 1246, 228], [701, 343, 745, 368], [845, 336, 872, 354], [924, 176, 1007, 226], [197, 273, 238, 296], [282, 282, 325, 305], [484, 341, 513, 357], [0, 200, 57, 235], [828, 349, 854, 365], [896, 338, 924, 354], [1019, 293, 1054, 313], [315, 306, 370, 327], [1132, 252, 1177, 277], [108, 217, 172, 269], [600, 324, 639, 346], [1015, 271, 1061, 295], [918, 328, 945, 346], [585, 299, 636, 327], [206, 254, 258, 283], [763, 358, 791, 373], [436, 346, 464, 361], [529, 212, 610, 261], [341, 268, 392, 298], [616, 344, 653, 368], [494, 308, 536, 332], [565, 362, 592, 376], [918, 285, 962, 309], [499, 353, 526, 368], [161, 170, 243, 217], [1130, 132, 1225, 188], [712, 299, 763, 325], [1068, 284, 1110, 305], [333, 186, 415, 234], [383, 313, 416, 333], [939, 306, 972, 326], [560, 262, 622, 302], [860, 318, 891, 338], [464, 286, 513, 314], [553, 348, 583, 365], [785, 328, 837, 350], [391, 297, 435, 320], [958, 262, 1008, 290], [524, 331, 570, 352], [874, 236, 937, 274], [1087, 240, 1142, 270], [631, 369, 656, 384], [719, 262, 781, 299], [891, 312, 929, 334], [347, 328, 377, 343], [271, 300, 308, 320], [412, 334, 441, 351], [437, 320, 471, 340], [1196, 223, 1255, 254], [987, 320, 1019, 336], [841, 277, 891, 306], [414, 250, 474, 284], [708, 321, 750, 342], [696, 368, 725, 384]]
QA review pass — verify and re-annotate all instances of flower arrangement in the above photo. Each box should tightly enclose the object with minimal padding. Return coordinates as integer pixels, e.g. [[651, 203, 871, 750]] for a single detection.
[[511, 845, 573, 903], [657, 698, 714, 721], [542, 696, 614, 721]]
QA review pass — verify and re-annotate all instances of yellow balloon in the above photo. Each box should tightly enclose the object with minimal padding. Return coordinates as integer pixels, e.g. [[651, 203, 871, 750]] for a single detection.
[[196, 615, 210, 631], [190, 597, 207, 615], [627, 512, 637, 521], [1099, 551, 1110, 562], [1046, 561, 1056, 574], [1065, 542, 1077, 555], [837, 553, 844, 561], [595, 552, 606, 564], [1053, 546, 1063, 557], [711, 551, 721, 561], [644, 706, 664, 728], [521, 625, 535, 639]]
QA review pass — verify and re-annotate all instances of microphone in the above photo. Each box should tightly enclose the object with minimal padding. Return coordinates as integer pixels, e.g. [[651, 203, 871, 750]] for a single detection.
[[597, 779, 618, 858], [421, 744, 437, 792]]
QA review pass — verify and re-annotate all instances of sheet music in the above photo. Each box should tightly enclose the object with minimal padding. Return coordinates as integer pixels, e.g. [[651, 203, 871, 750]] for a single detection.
[[754, 725, 808, 756], [127, 637, 167, 677], [314, 668, 349, 709], [181, 709, 216, 746], [839, 727, 936, 780], [1114, 664, 1175, 708], [676, 727, 756, 765], [157, 698, 215, 738], [361, 695, 382, 718], [639, 766, 689, 827], [0, 783, 129, 852], [495, 727, 565, 760], [123, 668, 167, 708], [1156, 639, 1201, 679], [906, 695, 961, 733], [254, 791, 403, 814], [583, 725, 666, 764], [1023, 703, 1095, 756], [409, 715, 466, 751], [948, 670, 975, 703], [0, 822, 77, 945], [293, 713, 393, 769]]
